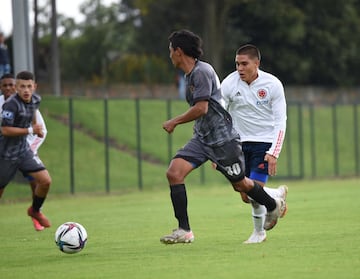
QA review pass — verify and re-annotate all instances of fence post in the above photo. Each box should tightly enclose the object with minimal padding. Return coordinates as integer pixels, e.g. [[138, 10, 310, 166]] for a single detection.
[[298, 103, 304, 178], [354, 104, 359, 175], [104, 98, 110, 193], [69, 97, 75, 194], [285, 106, 293, 176], [135, 98, 143, 190], [309, 105, 316, 178], [332, 104, 339, 176]]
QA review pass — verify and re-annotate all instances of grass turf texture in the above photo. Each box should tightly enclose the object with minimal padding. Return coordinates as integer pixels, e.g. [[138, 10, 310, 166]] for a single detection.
[[1, 179, 359, 279]]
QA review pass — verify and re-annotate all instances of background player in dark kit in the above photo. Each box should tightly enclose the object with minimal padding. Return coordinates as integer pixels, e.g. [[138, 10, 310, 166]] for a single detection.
[[0, 71, 51, 228]]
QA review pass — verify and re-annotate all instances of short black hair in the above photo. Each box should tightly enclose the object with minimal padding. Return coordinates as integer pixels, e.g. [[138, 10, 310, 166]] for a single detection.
[[168, 29, 203, 59], [16, 71, 35, 81], [236, 44, 261, 61], [1, 73, 14, 80]]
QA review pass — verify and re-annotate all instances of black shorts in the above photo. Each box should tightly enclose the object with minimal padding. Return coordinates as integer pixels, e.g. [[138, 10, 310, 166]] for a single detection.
[[0, 149, 46, 188], [174, 136, 245, 183]]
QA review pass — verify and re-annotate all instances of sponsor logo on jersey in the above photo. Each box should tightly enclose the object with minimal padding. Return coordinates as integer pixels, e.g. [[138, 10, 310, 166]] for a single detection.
[[256, 100, 269, 105], [256, 89, 269, 105], [2, 110, 14, 120], [235, 91, 241, 97]]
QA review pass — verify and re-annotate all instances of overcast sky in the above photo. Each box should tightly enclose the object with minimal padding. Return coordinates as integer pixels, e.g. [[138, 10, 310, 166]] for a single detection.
[[0, 0, 117, 36]]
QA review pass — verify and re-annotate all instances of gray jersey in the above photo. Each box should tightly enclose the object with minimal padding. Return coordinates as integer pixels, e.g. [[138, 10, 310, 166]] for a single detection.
[[185, 60, 239, 146], [0, 93, 41, 160]]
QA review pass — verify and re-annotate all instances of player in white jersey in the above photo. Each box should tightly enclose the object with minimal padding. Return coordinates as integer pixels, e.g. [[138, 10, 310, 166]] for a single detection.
[[160, 30, 287, 245], [0, 73, 47, 231], [221, 44, 288, 243]]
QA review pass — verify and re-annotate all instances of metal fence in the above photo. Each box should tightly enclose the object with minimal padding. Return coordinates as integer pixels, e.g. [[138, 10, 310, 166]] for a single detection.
[[41, 98, 360, 194]]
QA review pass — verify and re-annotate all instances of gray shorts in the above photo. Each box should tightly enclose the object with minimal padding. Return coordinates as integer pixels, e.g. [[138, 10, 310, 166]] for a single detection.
[[0, 149, 46, 188], [174, 136, 246, 182]]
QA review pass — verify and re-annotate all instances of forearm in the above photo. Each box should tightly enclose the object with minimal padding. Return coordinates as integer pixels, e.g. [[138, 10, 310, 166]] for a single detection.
[[1, 126, 32, 136], [163, 101, 208, 133], [269, 95, 287, 158], [266, 128, 286, 158], [172, 105, 206, 125]]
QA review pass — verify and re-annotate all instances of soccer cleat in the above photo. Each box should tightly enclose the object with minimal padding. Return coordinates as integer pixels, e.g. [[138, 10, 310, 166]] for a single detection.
[[277, 185, 288, 218], [160, 228, 194, 244], [27, 207, 51, 228], [32, 217, 45, 231], [278, 185, 288, 200], [243, 230, 267, 244], [263, 198, 287, 231]]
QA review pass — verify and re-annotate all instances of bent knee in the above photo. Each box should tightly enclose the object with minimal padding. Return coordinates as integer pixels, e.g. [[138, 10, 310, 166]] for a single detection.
[[166, 168, 181, 182], [36, 171, 52, 187], [232, 178, 253, 194], [43, 176, 52, 187], [232, 181, 246, 193]]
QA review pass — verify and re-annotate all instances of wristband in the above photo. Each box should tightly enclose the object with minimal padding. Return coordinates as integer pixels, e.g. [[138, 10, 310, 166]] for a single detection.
[[28, 127, 34, 135]]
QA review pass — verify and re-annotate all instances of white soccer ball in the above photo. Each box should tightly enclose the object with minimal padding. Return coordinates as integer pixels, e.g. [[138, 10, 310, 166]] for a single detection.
[[55, 222, 88, 254]]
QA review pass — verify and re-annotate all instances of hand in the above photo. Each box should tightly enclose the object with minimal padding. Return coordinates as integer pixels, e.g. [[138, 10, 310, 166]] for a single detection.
[[162, 119, 176, 134], [32, 124, 44, 138], [264, 153, 277, 176], [211, 162, 217, 170]]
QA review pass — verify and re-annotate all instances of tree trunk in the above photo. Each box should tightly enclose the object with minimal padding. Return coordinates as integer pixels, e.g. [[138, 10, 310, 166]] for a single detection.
[[202, 0, 231, 77]]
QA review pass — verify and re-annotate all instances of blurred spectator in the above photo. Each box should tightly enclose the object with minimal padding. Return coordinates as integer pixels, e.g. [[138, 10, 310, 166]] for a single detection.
[[177, 70, 186, 100], [0, 32, 11, 77]]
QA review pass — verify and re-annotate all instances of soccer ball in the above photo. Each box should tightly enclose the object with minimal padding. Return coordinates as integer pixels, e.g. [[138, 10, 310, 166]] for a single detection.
[[55, 222, 88, 254]]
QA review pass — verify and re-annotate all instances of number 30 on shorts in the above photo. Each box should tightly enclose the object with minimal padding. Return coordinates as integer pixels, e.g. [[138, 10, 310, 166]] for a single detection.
[[225, 163, 241, 176]]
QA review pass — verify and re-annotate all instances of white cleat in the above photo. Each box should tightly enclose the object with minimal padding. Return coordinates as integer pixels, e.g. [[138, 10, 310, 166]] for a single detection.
[[277, 185, 288, 218], [160, 228, 194, 244], [243, 230, 267, 244], [264, 198, 287, 230], [278, 185, 288, 200]]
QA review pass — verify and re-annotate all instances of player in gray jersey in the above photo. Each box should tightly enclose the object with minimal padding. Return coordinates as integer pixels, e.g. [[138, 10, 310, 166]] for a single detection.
[[160, 30, 287, 244], [0, 71, 52, 229]]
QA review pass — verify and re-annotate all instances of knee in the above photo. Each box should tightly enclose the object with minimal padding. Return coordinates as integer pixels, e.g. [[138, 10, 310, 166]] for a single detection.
[[39, 173, 52, 188], [166, 168, 183, 184], [232, 178, 253, 193], [232, 184, 242, 193], [44, 176, 52, 188], [232, 181, 246, 192]]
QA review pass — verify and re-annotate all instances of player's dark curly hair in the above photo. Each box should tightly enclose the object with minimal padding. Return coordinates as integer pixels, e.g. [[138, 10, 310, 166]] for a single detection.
[[16, 71, 35, 81], [168, 29, 203, 59], [0, 73, 14, 80]]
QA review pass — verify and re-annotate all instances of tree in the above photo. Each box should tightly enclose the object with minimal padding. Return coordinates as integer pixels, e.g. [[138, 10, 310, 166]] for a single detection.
[[60, 0, 140, 81], [226, 0, 360, 85], [34, 0, 360, 86], [296, 0, 360, 85], [129, 0, 237, 76]]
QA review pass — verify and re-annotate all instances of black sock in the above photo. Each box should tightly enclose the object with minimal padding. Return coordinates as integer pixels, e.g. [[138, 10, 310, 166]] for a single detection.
[[170, 184, 190, 231], [32, 195, 45, 212], [246, 182, 276, 211]]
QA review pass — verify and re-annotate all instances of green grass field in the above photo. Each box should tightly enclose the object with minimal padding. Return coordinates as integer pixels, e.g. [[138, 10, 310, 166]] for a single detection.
[[1, 97, 359, 278], [1, 178, 359, 279]]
